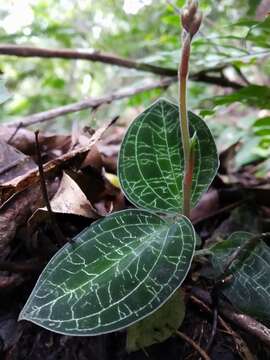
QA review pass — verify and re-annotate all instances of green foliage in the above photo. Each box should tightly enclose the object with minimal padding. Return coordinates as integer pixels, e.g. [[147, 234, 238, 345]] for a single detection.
[[119, 99, 218, 214], [246, 17, 270, 48], [209, 232, 270, 323], [208, 85, 270, 110], [1, 0, 269, 131], [247, 0, 261, 16], [208, 114, 270, 169]]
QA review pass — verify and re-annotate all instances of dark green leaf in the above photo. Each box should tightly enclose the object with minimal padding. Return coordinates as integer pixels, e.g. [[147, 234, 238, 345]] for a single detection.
[[209, 232, 270, 323], [246, 17, 270, 49], [118, 99, 219, 214], [19, 209, 195, 335], [210, 85, 270, 110], [235, 136, 261, 168], [247, 0, 261, 16], [253, 117, 270, 136]]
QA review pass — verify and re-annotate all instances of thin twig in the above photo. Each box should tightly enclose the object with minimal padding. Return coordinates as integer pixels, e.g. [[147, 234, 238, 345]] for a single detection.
[[35, 130, 66, 246], [175, 330, 211, 360], [190, 70, 242, 89], [205, 306, 218, 352], [7, 122, 23, 144], [9, 77, 176, 127], [192, 200, 244, 225], [233, 65, 251, 85]]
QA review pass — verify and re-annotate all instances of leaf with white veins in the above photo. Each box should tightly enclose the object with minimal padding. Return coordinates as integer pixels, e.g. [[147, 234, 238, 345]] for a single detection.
[[19, 209, 195, 335], [118, 99, 219, 214]]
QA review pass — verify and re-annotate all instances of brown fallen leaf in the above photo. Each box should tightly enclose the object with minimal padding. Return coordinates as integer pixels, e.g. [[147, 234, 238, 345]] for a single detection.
[[0, 179, 58, 257], [0, 125, 71, 157], [0, 120, 114, 202], [81, 144, 103, 170], [67, 166, 125, 216], [28, 172, 99, 230], [190, 190, 219, 224], [0, 274, 24, 290], [0, 140, 36, 186], [97, 126, 124, 173]]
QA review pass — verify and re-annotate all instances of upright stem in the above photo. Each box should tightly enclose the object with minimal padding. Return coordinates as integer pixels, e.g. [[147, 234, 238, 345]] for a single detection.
[[179, 32, 192, 217], [178, 0, 202, 217]]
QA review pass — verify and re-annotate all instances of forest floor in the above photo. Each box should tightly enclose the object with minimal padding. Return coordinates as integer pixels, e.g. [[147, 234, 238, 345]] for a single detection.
[[0, 120, 270, 360]]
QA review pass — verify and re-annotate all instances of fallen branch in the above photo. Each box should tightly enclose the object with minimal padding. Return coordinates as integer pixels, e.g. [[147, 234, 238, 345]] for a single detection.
[[191, 287, 270, 349], [0, 44, 243, 89], [191, 70, 242, 89], [0, 44, 177, 76], [175, 330, 211, 360], [9, 77, 177, 127], [190, 294, 254, 358]]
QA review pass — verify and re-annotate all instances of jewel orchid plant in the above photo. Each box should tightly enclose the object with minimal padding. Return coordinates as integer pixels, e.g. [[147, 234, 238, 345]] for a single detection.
[[19, 1, 219, 337]]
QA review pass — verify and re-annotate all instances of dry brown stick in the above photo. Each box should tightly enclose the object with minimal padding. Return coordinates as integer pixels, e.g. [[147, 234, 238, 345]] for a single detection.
[[191, 70, 242, 89], [191, 287, 270, 348], [190, 295, 233, 334], [0, 44, 177, 76], [7, 122, 23, 144], [9, 77, 176, 128], [190, 295, 254, 358], [175, 330, 211, 360], [35, 130, 66, 246], [192, 200, 244, 225], [0, 44, 243, 89], [205, 306, 218, 352], [222, 308, 270, 349]]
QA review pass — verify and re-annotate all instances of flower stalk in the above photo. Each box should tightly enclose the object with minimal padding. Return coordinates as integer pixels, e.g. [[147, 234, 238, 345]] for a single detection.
[[178, 0, 202, 217]]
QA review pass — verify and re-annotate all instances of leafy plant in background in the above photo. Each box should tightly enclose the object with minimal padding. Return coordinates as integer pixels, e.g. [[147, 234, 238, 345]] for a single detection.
[[1, 0, 269, 128], [199, 15, 270, 171], [18, 0, 270, 350]]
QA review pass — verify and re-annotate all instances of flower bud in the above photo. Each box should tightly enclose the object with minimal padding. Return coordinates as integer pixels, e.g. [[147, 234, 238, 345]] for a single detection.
[[181, 0, 202, 37], [189, 11, 202, 36]]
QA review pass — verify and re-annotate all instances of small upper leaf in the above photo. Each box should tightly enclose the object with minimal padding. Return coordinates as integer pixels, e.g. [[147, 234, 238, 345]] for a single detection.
[[19, 209, 195, 335], [118, 99, 219, 214], [209, 232, 270, 323]]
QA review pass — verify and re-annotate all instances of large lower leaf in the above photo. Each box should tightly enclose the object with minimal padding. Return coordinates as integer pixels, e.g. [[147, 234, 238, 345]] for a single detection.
[[118, 98, 218, 214], [19, 209, 195, 335], [209, 232, 270, 323]]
